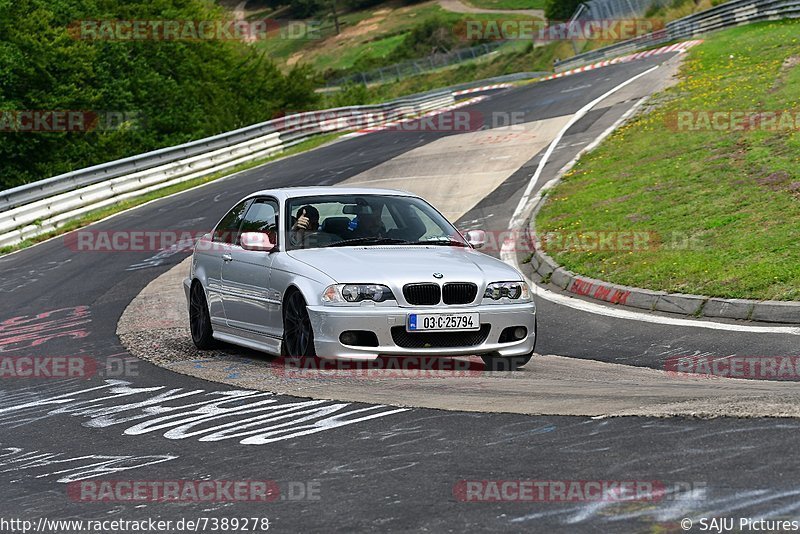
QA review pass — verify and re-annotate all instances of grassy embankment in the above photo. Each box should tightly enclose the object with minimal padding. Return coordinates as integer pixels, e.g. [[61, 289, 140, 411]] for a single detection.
[[536, 20, 800, 300], [463, 0, 547, 10], [256, 2, 538, 74]]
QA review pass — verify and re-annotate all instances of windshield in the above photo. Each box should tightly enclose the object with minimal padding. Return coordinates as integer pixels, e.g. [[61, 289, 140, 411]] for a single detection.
[[285, 194, 468, 250]]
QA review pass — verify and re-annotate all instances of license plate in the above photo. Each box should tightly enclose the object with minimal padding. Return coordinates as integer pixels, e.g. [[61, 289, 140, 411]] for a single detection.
[[407, 313, 480, 332]]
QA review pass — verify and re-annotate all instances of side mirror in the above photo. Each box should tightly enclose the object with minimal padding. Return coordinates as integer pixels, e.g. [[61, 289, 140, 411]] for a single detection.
[[240, 232, 276, 252], [465, 230, 486, 249]]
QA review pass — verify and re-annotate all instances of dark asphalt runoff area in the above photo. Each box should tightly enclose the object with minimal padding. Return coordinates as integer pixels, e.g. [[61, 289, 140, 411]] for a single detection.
[[1, 53, 799, 532]]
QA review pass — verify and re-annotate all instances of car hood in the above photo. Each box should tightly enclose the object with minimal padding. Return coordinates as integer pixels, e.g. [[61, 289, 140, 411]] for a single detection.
[[286, 246, 523, 286]]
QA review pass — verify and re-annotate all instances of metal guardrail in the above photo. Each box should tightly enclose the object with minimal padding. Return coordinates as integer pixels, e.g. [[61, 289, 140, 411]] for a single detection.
[[326, 42, 506, 88], [322, 71, 550, 98], [582, 0, 668, 19], [554, 0, 800, 71], [0, 91, 456, 248]]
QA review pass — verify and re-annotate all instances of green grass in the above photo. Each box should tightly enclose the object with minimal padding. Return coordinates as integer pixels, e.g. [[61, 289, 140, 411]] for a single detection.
[[321, 33, 408, 72], [0, 133, 343, 256], [535, 19, 800, 301], [464, 0, 546, 10]]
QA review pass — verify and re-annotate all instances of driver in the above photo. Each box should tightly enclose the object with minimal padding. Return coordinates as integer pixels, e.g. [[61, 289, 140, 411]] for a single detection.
[[350, 212, 385, 238]]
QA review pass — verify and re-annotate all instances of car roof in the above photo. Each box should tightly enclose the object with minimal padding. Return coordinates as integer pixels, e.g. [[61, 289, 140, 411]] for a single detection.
[[244, 186, 417, 201]]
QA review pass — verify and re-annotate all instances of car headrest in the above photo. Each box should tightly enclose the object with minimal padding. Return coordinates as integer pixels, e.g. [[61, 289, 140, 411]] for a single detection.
[[320, 216, 352, 236]]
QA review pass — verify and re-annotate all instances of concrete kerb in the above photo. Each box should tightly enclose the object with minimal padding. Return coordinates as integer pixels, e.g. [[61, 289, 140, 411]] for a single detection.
[[527, 244, 800, 323]]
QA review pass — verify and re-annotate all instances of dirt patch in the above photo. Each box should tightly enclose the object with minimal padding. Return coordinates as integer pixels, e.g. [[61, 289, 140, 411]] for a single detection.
[[756, 170, 792, 190], [287, 51, 304, 66], [333, 10, 391, 42], [770, 55, 800, 93], [593, 193, 634, 208], [626, 213, 651, 222]]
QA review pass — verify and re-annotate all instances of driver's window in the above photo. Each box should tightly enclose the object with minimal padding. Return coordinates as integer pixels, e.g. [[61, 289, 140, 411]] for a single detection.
[[213, 200, 250, 244], [239, 199, 279, 246]]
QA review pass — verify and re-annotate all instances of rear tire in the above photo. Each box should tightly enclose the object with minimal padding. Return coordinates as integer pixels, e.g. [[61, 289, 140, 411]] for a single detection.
[[190, 282, 215, 350]]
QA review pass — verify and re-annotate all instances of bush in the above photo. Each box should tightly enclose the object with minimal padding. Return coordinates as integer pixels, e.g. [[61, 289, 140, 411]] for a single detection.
[[325, 82, 371, 106], [545, 0, 582, 20], [391, 16, 458, 59]]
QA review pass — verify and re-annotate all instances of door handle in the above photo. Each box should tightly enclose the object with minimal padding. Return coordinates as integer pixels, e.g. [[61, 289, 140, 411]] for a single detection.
[[222, 253, 233, 262]]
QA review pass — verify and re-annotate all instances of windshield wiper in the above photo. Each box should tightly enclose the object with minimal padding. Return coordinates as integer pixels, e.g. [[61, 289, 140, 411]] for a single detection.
[[412, 239, 469, 247], [326, 237, 414, 247]]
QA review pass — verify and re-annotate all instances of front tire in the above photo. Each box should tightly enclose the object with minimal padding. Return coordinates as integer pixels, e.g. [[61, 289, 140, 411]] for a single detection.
[[480, 352, 534, 371], [481, 315, 536, 371], [190, 282, 215, 350], [282, 290, 317, 357]]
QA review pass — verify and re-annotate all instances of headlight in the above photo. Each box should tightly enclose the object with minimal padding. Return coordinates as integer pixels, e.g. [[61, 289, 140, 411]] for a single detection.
[[484, 281, 531, 302], [322, 284, 395, 303]]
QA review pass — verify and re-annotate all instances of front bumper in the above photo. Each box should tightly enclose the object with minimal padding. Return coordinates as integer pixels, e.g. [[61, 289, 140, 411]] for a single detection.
[[183, 277, 192, 312], [306, 302, 536, 360]]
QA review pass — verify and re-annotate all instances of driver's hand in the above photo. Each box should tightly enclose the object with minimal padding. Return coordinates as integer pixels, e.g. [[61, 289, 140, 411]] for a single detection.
[[293, 209, 310, 230]]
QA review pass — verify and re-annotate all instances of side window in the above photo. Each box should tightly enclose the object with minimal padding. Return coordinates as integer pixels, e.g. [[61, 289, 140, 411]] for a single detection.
[[213, 200, 250, 244], [239, 199, 279, 245]]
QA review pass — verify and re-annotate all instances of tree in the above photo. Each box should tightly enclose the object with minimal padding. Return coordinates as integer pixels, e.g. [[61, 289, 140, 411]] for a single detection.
[[545, 0, 584, 21], [0, 0, 320, 189]]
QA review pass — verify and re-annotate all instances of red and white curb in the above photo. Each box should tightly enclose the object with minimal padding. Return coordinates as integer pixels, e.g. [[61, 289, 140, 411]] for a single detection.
[[542, 39, 703, 81], [452, 83, 513, 96], [341, 95, 488, 138]]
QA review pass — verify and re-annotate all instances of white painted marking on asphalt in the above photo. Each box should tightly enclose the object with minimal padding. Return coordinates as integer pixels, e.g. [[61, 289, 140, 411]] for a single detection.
[[533, 286, 800, 335], [0, 443, 176, 483], [561, 84, 592, 93], [0, 380, 410, 445]]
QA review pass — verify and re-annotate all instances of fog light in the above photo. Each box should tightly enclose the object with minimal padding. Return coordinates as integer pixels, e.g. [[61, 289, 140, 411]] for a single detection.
[[499, 326, 527, 343], [340, 332, 358, 345], [339, 331, 379, 347]]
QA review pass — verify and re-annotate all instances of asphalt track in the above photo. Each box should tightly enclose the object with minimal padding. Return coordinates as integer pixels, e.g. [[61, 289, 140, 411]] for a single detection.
[[2, 53, 800, 532]]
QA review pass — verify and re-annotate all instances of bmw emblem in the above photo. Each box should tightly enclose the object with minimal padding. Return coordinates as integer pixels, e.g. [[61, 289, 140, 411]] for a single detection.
[[433, 273, 444, 279]]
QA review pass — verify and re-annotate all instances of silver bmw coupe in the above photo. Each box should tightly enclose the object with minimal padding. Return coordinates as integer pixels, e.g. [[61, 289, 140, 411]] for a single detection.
[[184, 187, 536, 369]]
